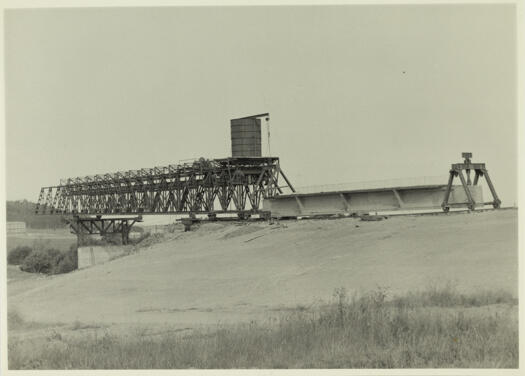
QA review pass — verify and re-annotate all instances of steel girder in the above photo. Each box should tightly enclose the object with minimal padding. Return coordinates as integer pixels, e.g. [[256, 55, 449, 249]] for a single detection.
[[36, 157, 294, 216]]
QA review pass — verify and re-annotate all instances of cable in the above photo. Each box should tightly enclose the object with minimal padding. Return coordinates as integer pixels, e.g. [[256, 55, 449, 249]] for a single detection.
[[266, 116, 271, 157]]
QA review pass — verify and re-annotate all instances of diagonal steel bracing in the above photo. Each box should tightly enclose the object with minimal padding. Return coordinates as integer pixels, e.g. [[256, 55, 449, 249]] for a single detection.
[[36, 157, 294, 216]]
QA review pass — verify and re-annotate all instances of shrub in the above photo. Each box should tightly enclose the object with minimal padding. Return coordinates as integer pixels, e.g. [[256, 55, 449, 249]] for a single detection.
[[131, 232, 151, 245], [20, 250, 54, 274], [7, 246, 33, 265], [18, 246, 79, 275], [54, 245, 78, 274], [101, 233, 122, 245], [45, 248, 63, 262], [54, 256, 76, 274]]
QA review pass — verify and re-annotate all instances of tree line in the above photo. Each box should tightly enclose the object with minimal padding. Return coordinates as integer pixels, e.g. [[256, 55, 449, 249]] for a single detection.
[[6, 200, 67, 229]]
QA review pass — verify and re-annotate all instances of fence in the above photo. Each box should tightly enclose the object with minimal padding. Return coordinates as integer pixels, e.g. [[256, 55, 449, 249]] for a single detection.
[[6, 222, 27, 234]]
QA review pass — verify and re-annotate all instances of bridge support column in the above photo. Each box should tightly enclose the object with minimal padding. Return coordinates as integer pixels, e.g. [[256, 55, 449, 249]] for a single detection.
[[68, 215, 143, 246]]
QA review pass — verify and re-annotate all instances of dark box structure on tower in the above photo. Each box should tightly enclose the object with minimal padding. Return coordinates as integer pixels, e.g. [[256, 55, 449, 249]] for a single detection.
[[231, 116, 262, 157]]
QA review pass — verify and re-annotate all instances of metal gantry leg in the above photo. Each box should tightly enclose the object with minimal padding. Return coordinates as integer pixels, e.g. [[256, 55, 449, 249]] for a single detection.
[[482, 169, 501, 208], [473, 169, 481, 185], [457, 170, 476, 210], [441, 170, 455, 212]]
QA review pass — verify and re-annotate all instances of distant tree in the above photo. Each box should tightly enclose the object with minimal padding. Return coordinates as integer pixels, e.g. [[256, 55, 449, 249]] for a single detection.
[[6, 200, 67, 229]]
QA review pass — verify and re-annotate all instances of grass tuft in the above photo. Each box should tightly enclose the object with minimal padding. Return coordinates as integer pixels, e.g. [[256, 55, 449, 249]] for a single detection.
[[390, 281, 517, 308]]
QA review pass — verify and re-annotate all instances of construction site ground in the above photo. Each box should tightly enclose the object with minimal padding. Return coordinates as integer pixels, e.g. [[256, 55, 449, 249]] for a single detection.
[[7, 209, 518, 338]]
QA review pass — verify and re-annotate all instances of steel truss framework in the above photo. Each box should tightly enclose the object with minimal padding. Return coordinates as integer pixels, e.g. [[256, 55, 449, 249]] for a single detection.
[[36, 157, 295, 216]]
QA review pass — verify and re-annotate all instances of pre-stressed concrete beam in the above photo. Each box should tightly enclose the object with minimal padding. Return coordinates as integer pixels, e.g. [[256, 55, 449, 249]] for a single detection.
[[263, 185, 483, 218]]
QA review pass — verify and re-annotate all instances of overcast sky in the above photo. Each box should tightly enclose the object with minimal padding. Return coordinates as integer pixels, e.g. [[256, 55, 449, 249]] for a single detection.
[[4, 4, 517, 205]]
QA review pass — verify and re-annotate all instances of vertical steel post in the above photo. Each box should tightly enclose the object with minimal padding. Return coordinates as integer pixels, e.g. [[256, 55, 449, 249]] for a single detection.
[[441, 170, 455, 212], [457, 170, 475, 209], [473, 170, 480, 185]]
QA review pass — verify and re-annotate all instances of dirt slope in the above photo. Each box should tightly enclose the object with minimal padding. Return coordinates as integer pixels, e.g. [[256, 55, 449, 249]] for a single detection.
[[8, 210, 518, 328]]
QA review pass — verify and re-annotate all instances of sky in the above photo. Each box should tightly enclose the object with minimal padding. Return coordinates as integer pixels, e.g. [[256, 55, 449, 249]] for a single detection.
[[4, 4, 518, 206]]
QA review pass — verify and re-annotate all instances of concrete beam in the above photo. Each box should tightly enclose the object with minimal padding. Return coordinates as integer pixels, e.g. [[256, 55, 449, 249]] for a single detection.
[[263, 185, 483, 218]]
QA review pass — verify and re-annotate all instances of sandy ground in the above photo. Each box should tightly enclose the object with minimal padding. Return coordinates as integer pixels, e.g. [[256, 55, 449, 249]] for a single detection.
[[7, 210, 518, 330]]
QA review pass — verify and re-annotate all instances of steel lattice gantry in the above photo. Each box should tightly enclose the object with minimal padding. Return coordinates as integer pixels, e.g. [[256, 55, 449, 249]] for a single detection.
[[35, 157, 295, 217], [441, 152, 501, 212]]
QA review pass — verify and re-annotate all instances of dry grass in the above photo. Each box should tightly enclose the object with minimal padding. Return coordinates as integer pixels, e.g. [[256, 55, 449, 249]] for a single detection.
[[8, 285, 518, 369]]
